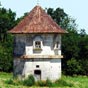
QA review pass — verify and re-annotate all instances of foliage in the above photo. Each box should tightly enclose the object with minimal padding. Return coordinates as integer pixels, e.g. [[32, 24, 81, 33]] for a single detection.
[[79, 59, 88, 76], [0, 7, 16, 41], [47, 7, 67, 27], [5, 79, 14, 84], [78, 34, 88, 59], [78, 35, 88, 75], [46, 78, 52, 87], [37, 80, 46, 86], [0, 6, 17, 72], [22, 75, 35, 86], [47, 7, 88, 76], [66, 58, 81, 76], [5, 77, 22, 86], [36, 79, 52, 87], [0, 34, 14, 72], [0, 72, 88, 87], [55, 79, 73, 87]]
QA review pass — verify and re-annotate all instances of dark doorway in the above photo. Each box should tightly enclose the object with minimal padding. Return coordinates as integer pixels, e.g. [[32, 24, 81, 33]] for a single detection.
[[34, 70, 41, 81]]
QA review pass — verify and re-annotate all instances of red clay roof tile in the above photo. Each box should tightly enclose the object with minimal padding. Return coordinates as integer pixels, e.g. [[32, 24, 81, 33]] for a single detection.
[[8, 5, 67, 34]]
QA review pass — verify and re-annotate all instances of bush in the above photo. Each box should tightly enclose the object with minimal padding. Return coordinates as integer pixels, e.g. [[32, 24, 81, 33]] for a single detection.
[[0, 35, 13, 72], [80, 59, 88, 75], [55, 79, 73, 87], [23, 75, 35, 86], [5, 79, 14, 84], [66, 58, 81, 76], [5, 76, 74, 87], [36, 79, 52, 87], [46, 78, 52, 87], [37, 80, 46, 87], [5, 78, 21, 86]]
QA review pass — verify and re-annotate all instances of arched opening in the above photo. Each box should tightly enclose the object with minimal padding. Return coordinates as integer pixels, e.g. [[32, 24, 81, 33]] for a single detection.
[[35, 41, 41, 48], [34, 70, 41, 80], [33, 35, 43, 50]]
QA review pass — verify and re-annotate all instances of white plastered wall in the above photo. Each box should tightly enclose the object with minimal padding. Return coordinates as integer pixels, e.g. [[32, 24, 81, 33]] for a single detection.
[[22, 59, 61, 81]]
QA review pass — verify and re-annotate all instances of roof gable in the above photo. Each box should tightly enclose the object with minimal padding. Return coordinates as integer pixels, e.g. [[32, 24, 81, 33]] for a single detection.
[[9, 5, 67, 34]]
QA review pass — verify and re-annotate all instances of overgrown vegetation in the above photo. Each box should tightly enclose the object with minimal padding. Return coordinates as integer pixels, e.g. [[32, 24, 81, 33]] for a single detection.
[[3, 74, 79, 87], [0, 72, 88, 88], [0, 6, 17, 72], [22, 75, 35, 86]]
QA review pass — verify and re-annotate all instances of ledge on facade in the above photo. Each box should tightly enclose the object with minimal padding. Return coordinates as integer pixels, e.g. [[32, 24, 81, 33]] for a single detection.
[[33, 48, 42, 51], [20, 55, 63, 59]]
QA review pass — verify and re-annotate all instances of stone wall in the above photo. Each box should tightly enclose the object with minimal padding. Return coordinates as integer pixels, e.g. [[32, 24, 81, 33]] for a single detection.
[[13, 34, 62, 81], [14, 58, 61, 81], [14, 34, 61, 56]]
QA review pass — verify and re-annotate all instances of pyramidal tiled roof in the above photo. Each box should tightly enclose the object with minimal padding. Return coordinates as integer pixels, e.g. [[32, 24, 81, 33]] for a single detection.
[[9, 5, 67, 34]]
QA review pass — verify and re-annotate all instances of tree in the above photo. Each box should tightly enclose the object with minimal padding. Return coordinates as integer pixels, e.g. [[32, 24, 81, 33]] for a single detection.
[[66, 58, 81, 76], [0, 7, 16, 41], [80, 29, 86, 37], [0, 6, 17, 72], [0, 34, 14, 72], [47, 7, 88, 75], [78, 31, 88, 75], [47, 8, 67, 26], [47, 7, 80, 73]]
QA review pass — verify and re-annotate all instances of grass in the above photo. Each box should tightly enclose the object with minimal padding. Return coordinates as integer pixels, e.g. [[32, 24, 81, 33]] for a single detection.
[[0, 72, 88, 88]]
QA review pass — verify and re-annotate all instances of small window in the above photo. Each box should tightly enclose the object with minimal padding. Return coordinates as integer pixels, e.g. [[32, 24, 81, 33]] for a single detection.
[[35, 41, 41, 48], [54, 42, 60, 49], [56, 42, 59, 48], [36, 65, 39, 68], [34, 41, 42, 49], [33, 36, 43, 50]]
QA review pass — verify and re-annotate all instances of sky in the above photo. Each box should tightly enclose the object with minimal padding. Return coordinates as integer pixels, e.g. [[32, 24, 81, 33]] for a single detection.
[[0, 0, 88, 33]]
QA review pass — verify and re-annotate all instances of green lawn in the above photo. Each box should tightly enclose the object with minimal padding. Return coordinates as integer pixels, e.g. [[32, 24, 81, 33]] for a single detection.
[[0, 72, 88, 88]]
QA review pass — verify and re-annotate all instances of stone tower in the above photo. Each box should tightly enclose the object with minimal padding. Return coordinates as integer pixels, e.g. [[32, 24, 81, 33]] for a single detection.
[[9, 5, 67, 81]]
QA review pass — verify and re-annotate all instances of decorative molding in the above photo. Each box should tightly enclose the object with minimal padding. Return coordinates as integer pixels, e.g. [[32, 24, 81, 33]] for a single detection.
[[21, 55, 63, 59]]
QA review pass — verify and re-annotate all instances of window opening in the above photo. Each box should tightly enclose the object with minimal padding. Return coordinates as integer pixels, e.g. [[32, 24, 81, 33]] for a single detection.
[[35, 41, 41, 48], [56, 42, 59, 48], [36, 65, 39, 68], [34, 70, 41, 75]]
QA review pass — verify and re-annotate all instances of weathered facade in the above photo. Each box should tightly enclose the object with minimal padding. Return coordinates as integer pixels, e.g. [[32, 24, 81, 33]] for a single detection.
[[9, 5, 67, 81]]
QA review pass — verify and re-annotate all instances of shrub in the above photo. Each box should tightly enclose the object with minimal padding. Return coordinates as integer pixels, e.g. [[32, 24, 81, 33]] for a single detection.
[[37, 80, 46, 87], [66, 58, 81, 76], [46, 78, 52, 87], [5, 78, 20, 86], [36, 79, 52, 87], [5, 79, 14, 84], [55, 79, 73, 87], [80, 59, 88, 75], [23, 75, 35, 86]]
